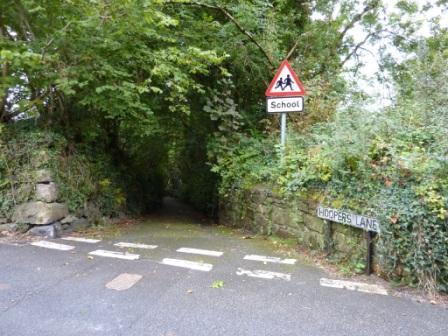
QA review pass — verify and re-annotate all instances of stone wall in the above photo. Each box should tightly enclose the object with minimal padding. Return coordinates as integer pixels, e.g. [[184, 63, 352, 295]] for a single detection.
[[0, 153, 90, 238], [219, 186, 370, 261]]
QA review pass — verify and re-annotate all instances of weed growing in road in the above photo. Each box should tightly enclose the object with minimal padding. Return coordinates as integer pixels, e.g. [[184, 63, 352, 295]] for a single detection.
[[210, 280, 225, 289]]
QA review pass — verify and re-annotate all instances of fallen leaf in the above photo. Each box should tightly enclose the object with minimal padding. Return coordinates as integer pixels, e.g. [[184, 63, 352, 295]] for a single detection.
[[186, 289, 193, 294], [210, 280, 224, 289], [390, 215, 399, 224], [384, 177, 393, 187], [87, 255, 94, 260]]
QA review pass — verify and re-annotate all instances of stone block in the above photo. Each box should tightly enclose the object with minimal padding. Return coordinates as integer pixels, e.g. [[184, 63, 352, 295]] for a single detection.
[[12, 202, 68, 225], [36, 183, 59, 202], [28, 223, 62, 238], [291, 211, 305, 224], [249, 187, 268, 203], [303, 214, 325, 233], [333, 232, 362, 254], [302, 231, 325, 250], [271, 205, 292, 226], [61, 215, 79, 224], [296, 199, 309, 213], [35, 169, 53, 183]]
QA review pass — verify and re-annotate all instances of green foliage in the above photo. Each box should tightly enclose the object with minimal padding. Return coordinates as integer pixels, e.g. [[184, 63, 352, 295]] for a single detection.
[[0, 0, 390, 215]]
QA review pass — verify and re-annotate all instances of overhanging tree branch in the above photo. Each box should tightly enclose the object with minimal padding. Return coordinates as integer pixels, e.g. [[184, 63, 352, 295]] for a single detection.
[[14, 0, 35, 41], [41, 21, 72, 60], [165, 1, 275, 69], [286, 41, 299, 60], [340, 31, 376, 68], [0, 19, 9, 122], [336, 0, 380, 50]]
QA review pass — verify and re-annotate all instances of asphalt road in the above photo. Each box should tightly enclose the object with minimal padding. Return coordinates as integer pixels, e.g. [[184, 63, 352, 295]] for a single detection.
[[1, 199, 447, 336]]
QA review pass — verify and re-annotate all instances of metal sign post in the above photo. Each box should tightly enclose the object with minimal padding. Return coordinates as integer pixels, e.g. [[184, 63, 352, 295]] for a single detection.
[[280, 112, 287, 149], [366, 231, 375, 275]]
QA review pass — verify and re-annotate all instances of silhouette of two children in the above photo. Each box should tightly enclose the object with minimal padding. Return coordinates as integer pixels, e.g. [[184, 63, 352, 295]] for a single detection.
[[274, 74, 294, 91]]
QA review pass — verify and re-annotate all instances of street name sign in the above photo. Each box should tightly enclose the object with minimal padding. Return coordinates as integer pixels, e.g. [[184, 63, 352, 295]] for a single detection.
[[316, 206, 380, 233], [267, 96, 304, 113]]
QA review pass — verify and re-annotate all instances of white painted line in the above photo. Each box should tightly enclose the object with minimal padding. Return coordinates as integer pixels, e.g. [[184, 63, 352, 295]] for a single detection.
[[106, 273, 143, 291], [160, 258, 213, 272], [61, 237, 101, 244], [320, 278, 388, 296], [89, 249, 140, 260], [236, 268, 291, 281], [243, 254, 297, 265], [31, 240, 75, 251], [114, 242, 158, 250], [176, 247, 223, 257]]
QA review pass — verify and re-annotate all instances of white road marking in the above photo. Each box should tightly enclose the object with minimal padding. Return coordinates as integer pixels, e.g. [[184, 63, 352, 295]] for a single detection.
[[114, 242, 158, 250], [176, 247, 223, 257], [320, 278, 388, 296], [236, 268, 291, 281], [243, 254, 297, 265], [61, 237, 101, 244], [31, 240, 75, 251], [89, 249, 140, 260], [160, 258, 213, 272], [106, 273, 143, 291]]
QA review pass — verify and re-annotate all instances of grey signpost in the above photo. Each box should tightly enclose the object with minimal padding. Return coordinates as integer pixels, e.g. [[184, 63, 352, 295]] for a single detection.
[[280, 112, 287, 148]]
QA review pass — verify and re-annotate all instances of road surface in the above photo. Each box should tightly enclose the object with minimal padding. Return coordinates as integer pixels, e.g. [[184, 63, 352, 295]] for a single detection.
[[0, 198, 446, 336]]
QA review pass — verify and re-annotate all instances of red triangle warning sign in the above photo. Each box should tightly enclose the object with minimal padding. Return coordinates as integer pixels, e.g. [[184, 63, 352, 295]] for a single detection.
[[265, 60, 306, 97]]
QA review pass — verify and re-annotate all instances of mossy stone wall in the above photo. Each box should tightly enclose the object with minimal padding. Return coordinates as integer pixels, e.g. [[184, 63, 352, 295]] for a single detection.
[[219, 186, 370, 261]]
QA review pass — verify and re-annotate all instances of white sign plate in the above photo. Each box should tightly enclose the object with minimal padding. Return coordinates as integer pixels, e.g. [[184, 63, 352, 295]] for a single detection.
[[316, 206, 380, 233], [267, 96, 304, 113]]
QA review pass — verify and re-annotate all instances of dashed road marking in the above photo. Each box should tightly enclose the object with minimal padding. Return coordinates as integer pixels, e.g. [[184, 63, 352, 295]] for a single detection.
[[61, 237, 101, 244], [89, 249, 140, 260], [31, 240, 75, 251], [160, 258, 213, 272], [114, 242, 158, 250], [243, 254, 297, 265], [106, 273, 143, 291], [176, 247, 223, 257], [236, 268, 291, 281], [320, 278, 388, 295]]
